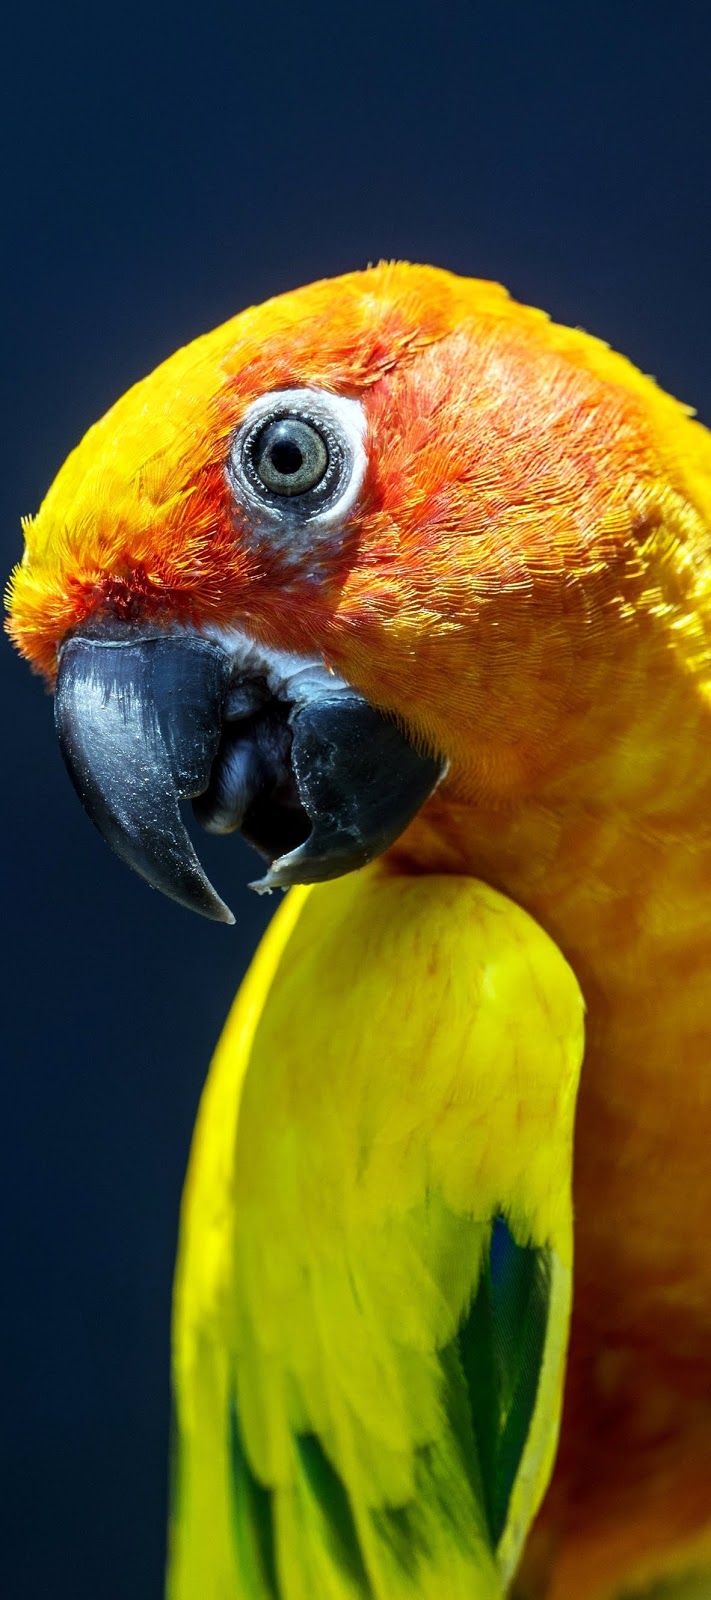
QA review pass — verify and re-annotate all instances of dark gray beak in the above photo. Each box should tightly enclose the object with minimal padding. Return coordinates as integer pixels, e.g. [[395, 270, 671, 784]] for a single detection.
[[55, 629, 444, 922], [55, 633, 235, 922]]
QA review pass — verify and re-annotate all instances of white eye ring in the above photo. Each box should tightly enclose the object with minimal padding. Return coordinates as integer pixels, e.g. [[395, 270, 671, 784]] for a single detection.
[[226, 388, 368, 538]]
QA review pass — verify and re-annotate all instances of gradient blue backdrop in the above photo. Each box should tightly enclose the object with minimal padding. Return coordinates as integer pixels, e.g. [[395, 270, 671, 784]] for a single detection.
[[3, 3, 710, 1595]]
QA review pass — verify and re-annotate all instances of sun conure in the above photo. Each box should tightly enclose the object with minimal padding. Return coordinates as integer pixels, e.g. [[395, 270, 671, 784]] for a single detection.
[[7, 264, 711, 1600]]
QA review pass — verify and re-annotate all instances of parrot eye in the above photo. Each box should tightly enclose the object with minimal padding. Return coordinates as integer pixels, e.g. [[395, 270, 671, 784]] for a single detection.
[[227, 388, 367, 533], [250, 417, 329, 497]]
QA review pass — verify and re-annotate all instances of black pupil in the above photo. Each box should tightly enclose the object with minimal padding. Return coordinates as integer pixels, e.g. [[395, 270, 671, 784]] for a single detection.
[[269, 438, 303, 476], [247, 414, 330, 498]]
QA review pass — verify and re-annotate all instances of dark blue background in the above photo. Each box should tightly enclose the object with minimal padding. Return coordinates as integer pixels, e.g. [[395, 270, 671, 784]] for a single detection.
[[2, 3, 710, 1596]]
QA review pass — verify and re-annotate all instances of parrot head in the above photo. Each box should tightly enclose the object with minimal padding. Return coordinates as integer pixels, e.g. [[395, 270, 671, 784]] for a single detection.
[[7, 263, 706, 920]]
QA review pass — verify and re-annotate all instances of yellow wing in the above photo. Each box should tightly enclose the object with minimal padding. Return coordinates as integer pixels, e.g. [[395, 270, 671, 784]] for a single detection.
[[168, 867, 584, 1599]]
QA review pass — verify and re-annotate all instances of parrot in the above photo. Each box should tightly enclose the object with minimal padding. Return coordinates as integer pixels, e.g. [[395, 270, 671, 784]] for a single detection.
[[7, 262, 711, 1600]]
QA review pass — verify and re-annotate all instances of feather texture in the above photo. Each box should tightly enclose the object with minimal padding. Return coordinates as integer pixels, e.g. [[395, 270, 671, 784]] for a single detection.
[[169, 867, 584, 1598], [12, 260, 711, 1593]]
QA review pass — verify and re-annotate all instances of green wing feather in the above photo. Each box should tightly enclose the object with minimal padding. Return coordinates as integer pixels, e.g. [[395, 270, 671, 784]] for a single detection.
[[168, 868, 584, 1600]]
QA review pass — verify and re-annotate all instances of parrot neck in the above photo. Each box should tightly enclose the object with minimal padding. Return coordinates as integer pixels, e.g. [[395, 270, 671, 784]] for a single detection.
[[387, 654, 711, 997]]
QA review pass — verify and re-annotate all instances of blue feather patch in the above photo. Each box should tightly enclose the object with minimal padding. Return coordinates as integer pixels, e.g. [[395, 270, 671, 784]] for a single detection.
[[459, 1215, 551, 1546]]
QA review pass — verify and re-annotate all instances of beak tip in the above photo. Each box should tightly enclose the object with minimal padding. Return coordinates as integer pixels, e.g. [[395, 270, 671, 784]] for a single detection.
[[247, 841, 364, 894], [177, 877, 236, 925], [248, 875, 280, 897]]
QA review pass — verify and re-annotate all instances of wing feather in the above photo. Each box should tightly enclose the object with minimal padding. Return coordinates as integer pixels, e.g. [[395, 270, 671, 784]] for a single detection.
[[169, 867, 584, 1599]]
